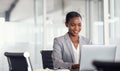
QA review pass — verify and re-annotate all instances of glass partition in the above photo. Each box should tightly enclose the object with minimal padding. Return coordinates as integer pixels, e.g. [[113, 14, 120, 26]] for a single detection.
[[108, 0, 120, 61]]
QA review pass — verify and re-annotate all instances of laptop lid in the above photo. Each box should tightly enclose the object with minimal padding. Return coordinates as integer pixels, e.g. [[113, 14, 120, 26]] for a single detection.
[[79, 45, 116, 71]]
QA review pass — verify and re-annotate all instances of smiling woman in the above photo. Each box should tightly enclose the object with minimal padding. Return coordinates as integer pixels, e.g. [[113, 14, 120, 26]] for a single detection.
[[52, 11, 92, 71]]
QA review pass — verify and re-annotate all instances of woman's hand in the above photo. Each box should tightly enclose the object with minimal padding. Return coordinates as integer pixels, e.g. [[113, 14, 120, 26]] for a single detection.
[[71, 64, 80, 69]]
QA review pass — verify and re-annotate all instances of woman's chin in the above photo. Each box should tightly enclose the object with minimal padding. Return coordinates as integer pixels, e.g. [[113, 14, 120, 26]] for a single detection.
[[72, 34, 79, 36]]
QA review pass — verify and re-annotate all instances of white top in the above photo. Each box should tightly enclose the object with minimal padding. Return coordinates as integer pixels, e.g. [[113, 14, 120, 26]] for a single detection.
[[71, 41, 80, 64]]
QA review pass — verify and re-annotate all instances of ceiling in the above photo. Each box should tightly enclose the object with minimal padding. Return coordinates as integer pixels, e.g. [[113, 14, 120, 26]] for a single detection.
[[0, 0, 15, 13]]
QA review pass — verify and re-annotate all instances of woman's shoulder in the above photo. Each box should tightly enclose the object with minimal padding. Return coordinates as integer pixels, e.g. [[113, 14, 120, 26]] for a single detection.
[[53, 35, 66, 46], [80, 35, 88, 39], [54, 33, 69, 42], [54, 34, 66, 40], [79, 35, 92, 44]]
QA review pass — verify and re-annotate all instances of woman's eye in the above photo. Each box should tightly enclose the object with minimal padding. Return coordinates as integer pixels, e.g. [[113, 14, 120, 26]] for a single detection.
[[78, 24, 81, 26], [71, 24, 75, 26], [78, 23, 81, 26]]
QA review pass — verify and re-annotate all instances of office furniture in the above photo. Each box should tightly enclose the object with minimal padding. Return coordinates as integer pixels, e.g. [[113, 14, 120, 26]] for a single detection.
[[40, 50, 53, 69], [4, 52, 33, 71], [93, 60, 120, 71]]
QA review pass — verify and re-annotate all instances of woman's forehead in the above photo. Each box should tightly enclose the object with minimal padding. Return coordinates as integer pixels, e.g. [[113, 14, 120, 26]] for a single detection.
[[69, 17, 82, 22]]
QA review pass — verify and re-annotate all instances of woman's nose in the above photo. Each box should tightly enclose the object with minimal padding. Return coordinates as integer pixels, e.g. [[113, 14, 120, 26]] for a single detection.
[[75, 25, 80, 30]]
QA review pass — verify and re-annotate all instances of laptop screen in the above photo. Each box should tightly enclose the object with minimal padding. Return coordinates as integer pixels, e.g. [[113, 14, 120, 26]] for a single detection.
[[79, 45, 116, 71]]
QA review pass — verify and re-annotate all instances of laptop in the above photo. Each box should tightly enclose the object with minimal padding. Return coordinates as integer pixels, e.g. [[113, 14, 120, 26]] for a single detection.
[[79, 45, 117, 71]]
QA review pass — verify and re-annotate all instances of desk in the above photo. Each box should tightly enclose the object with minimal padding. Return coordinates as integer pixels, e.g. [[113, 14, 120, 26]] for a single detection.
[[34, 69, 70, 71]]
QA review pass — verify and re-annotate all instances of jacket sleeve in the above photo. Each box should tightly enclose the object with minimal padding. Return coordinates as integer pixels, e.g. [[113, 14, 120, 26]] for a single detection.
[[52, 38, 73, 69]]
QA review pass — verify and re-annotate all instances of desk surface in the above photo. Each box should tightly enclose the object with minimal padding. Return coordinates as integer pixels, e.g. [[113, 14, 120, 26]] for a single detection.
[[34, 69, 70, 71]]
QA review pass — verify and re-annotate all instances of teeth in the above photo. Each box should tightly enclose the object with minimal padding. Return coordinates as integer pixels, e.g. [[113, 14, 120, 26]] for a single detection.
[[74, 31, 78, 33]]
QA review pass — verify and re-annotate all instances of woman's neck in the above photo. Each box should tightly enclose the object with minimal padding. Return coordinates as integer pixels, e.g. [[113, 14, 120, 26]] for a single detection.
[[68, 32, 79, 48], [68, 32, 79, 42]]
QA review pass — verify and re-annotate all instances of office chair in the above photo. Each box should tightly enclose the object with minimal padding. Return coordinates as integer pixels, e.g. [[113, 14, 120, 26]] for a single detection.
[[4, 52, 33, 71], [40, 50, 53, 69], [93, 60, 120, 71]]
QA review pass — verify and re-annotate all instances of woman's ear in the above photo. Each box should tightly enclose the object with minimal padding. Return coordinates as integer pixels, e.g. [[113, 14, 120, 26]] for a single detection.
[[65, 23, 68, 27]]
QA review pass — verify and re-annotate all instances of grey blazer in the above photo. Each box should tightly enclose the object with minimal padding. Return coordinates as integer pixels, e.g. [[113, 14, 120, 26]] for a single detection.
[[52, 33, 92, 71]]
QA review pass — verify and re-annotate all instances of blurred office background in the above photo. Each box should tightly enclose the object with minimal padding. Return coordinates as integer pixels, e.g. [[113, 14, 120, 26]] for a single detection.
[[0, 0, 120, 71]]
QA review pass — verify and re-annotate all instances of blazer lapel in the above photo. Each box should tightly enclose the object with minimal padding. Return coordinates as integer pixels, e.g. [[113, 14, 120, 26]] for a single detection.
[[64, 33, 75, 63]]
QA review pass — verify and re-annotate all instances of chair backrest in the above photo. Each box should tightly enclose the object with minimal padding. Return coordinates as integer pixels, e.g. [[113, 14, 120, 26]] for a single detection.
[[4, 52, 33, 71], [93, 60, 120, 71], [40, 50, 53, 69]]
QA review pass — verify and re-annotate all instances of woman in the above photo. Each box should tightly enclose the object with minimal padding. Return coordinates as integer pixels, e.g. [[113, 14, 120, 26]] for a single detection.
[[52, 11, 92, 71]]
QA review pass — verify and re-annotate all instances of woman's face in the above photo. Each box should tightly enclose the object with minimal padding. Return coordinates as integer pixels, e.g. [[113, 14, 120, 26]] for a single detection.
[[66, 17, 82, 37]]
